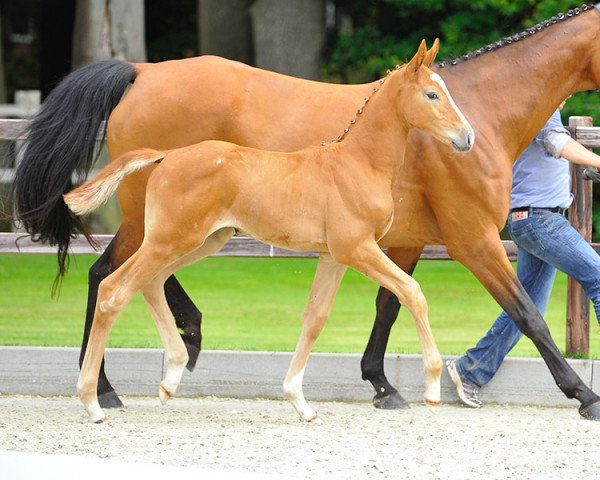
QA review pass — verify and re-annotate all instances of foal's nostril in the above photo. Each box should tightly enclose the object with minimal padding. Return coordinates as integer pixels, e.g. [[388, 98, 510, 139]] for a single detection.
[[450, 127, 475, 152], [462, 128, 475, 151]]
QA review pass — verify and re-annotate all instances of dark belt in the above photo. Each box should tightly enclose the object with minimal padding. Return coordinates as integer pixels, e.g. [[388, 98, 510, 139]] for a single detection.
[[510, 206, 567, 216]]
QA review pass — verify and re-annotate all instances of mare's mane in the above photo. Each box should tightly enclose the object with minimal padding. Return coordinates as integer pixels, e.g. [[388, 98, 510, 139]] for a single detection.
[[436, 2, 598, 68]]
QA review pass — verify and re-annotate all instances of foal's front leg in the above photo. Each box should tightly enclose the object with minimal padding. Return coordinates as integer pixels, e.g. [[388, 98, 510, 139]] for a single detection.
[[361, 246, 423, 409], [344, 242, 442, 409], [283, 253, 347, 422]]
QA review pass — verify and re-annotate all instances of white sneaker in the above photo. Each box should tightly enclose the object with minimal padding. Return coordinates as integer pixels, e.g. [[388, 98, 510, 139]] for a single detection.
[[447, 359, 483, 408]]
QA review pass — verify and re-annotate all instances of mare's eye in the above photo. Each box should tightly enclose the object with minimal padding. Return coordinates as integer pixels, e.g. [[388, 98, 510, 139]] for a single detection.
[[426, 91, 439, 100]]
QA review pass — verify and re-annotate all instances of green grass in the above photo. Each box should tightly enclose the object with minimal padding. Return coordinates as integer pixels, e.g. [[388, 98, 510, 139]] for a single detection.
[[1, 254, 599, 358]]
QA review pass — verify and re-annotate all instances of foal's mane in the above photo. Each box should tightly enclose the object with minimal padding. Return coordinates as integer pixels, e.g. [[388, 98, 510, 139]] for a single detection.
[[323, 63, 406, 145], [436, 2, 598, 68], [325, 2, 598, 144]]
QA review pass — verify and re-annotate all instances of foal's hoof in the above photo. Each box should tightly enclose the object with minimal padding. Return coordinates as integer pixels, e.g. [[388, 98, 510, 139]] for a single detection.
[[373, 392, 410, 410], [159, 384, 172, 405], [305, 414, 323, 425], [579, 400, 600, 420], [93, 416, 109, 424], [425, 399, 441, 415], [98, 390, 125, 409]]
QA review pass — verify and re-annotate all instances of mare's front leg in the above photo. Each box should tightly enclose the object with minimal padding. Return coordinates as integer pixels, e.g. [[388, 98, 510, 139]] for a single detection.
[[361, 246, 423, 409], [450, 231, 600, 420], [283, 253, 347, 422], [342, 242, 442, 410]]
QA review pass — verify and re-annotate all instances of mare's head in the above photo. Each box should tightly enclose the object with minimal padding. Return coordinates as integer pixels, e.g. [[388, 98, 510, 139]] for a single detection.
[[399, 40, 475, 153]]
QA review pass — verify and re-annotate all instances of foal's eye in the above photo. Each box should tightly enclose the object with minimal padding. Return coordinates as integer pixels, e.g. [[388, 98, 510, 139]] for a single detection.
[[426, 91, 439, 100]]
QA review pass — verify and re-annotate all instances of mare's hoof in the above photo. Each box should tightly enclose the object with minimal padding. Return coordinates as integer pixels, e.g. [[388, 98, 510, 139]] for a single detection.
[[98, 390, 124, 409], [373, 392, 410, 410], [579, 400, 600, 420], [184, 341, 201, 372]]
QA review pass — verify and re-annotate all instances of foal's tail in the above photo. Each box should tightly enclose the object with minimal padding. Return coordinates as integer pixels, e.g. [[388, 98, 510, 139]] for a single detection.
[[64, 149, 165, 216], [11, 59, 136, 279]]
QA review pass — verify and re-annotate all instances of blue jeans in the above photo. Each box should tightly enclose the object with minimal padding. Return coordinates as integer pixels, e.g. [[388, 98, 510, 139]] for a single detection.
[[456, 209, 600, 387]]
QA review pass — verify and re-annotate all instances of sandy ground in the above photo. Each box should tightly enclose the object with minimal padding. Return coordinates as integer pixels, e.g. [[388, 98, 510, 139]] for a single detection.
[[1, 394, 600, 479]]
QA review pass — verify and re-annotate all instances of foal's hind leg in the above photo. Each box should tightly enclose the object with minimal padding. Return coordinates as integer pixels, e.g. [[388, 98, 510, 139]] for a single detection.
[[142, 281, 189, 405], [342, 242, 442, 410], [80, 233, 204, 409], [142, 228, 236, 405], [80, 239, 124, 409], [78, 232, 216, 422], [283, 253, 347, 422]]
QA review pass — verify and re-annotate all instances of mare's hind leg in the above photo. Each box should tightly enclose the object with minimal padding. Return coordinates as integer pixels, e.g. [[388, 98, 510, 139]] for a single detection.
[[361, 246, 423, 410], [283, 253, 347, 422], [341, 242, 442, 409], [164, 276, 202, 370]]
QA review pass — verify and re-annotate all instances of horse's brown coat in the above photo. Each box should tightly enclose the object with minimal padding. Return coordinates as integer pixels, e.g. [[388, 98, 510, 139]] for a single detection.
[[65, 42, 474, 422]]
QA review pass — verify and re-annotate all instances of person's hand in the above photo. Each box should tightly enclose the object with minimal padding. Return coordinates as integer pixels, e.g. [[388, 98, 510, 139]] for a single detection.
[[580, 168, 600, 182]]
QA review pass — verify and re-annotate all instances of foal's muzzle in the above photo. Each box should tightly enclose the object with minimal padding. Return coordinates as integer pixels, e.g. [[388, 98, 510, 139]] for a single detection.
[[450, 127, 475, 153]]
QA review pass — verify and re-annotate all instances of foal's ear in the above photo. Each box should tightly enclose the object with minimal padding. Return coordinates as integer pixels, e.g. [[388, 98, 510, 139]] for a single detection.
[[424, 38, 440, 67], [407, 40, 428, 73]]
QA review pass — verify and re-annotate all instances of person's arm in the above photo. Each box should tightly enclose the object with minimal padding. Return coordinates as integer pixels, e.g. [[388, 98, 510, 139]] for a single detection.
[[559, 138, 600, 169]]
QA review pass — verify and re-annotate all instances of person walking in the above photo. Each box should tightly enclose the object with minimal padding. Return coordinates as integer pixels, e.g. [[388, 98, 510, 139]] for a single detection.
[[447, 102, 600, 407]]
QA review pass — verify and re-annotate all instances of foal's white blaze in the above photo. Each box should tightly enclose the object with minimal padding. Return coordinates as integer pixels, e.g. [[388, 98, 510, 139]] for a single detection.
[[430, 72, 475, 141]]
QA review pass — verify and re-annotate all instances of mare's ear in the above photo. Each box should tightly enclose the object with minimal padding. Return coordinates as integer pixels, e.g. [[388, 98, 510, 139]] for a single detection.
[[407, 40, 427, 73], [424, 38, 440, 67]]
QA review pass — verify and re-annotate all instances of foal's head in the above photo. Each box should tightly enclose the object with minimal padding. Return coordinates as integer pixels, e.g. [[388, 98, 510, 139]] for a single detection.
[[399, 40, 475, 153]]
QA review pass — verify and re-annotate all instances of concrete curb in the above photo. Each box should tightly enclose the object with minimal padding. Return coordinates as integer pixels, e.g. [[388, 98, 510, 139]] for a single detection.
[[0, 346, 596, 407]]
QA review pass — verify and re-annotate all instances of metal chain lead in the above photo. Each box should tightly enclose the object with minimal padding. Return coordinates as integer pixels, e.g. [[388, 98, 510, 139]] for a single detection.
[[321, 64, 402, 146]]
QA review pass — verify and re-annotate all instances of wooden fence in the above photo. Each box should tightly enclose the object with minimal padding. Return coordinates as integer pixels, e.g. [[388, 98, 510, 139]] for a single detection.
[[1, 117, 599, 356]]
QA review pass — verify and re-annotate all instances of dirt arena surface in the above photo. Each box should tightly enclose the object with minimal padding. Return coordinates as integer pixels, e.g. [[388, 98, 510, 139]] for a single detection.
[[1, 394, 599, 479]]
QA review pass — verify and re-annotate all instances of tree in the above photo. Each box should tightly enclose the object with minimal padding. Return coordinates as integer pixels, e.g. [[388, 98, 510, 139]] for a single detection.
[[198, 0, 253, 64], [0, 5, 6, 104], [72, 0, 146, 69], [251, 0, 325, 80]]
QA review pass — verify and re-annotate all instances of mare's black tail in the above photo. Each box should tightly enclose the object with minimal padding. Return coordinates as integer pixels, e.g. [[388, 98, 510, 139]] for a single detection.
[[11, 59, 136, 288]]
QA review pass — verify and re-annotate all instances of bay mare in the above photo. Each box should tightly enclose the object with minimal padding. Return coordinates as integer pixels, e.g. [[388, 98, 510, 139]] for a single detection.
[[12, 4, 600, 419], [63, 43, 474, 423]]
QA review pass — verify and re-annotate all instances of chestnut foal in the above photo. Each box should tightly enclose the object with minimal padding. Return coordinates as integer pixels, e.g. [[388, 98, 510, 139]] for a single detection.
[[65, 41, 474, 423]]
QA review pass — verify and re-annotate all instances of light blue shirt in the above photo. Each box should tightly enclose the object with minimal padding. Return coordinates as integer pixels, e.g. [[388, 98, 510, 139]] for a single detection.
[[511, 109, 573, 209]]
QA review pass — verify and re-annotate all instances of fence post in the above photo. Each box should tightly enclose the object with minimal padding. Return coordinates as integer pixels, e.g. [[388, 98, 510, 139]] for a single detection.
[[566, 116, 593, 357]]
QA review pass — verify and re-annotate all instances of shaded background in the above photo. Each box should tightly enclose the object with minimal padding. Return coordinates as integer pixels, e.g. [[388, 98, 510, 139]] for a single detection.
[[0, 0, 598, 234]]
